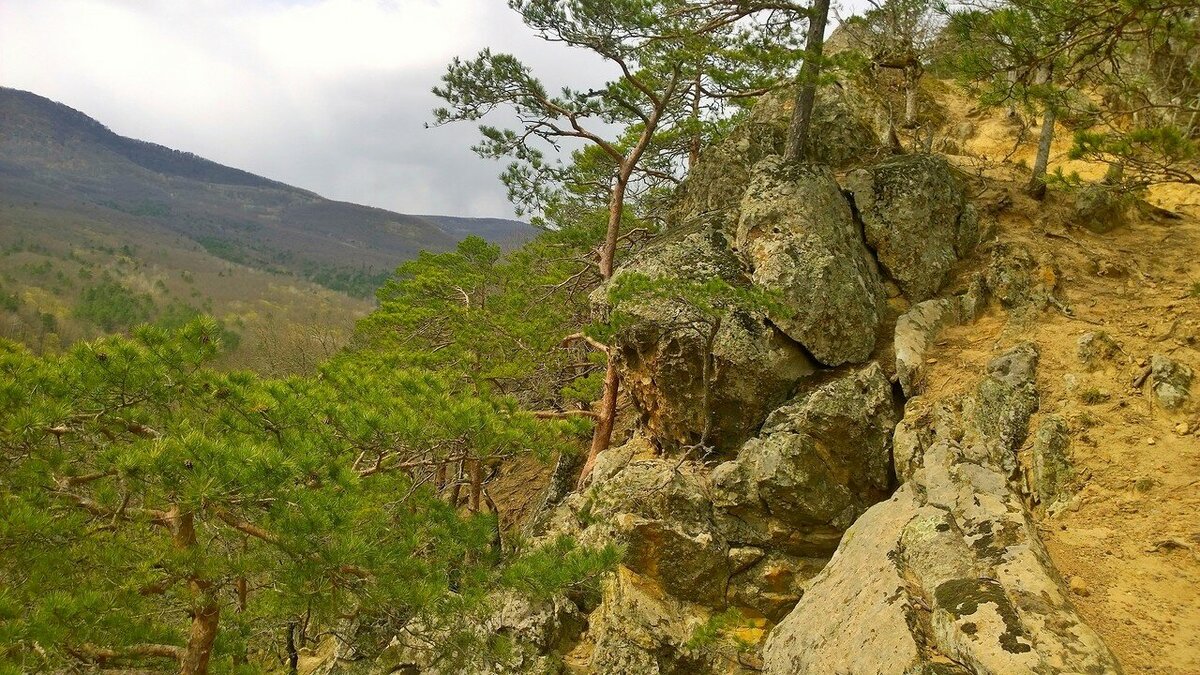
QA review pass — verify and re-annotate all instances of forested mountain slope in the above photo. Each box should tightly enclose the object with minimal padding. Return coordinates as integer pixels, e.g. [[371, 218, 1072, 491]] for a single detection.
[[0, 88, 531, 286]]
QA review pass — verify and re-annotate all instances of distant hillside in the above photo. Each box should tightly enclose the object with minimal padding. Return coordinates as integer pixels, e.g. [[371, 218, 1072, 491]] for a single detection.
[[0, 87, 533, 297]]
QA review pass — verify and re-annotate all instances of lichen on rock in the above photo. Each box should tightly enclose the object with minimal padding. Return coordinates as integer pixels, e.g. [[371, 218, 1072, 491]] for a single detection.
[[843, 153, 979, 302], [737, 156, 885, 366]]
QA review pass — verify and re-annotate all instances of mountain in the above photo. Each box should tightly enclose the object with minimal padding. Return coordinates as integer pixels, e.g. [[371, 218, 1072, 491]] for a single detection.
[[0, 87, 532, 296]]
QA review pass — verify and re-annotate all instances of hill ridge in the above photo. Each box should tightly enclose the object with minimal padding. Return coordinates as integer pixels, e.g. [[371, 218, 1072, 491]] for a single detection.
[[0, 86, 533, 297]]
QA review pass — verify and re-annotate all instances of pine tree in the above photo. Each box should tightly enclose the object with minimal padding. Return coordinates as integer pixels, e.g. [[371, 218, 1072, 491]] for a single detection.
[[0, 318, 615, 673]]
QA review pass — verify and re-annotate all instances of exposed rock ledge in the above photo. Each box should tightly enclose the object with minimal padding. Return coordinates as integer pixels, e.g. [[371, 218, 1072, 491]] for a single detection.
[[762, 343, 1122, 674]]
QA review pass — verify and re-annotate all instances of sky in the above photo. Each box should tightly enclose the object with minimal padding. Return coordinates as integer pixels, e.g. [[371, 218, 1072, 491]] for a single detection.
[[0, 0, 865, 220]]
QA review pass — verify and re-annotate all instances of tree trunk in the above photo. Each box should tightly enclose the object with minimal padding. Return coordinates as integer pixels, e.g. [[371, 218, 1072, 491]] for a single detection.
[[168, 508, 219, 675], [903, 67, 919, 128], [286, 622, 299, 675], [783, 0, 831, 163], [688, 72, 702, 171], [180, 600, 219, 675], [468, 458, 482, 513], [598, 173, 629, 279], [1027, 64, 1057, 200], [577, 357, 619, 490], [576, 167, 633, 488]]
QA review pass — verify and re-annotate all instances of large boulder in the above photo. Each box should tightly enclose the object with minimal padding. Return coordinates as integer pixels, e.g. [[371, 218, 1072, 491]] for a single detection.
[[762, 343, 1121, 675], [737, 157, 886, 366], [673, 88, 882, 233], [603, 226, 815, 452], [569, 455, 732, 606], [712, 363, 898, 554], [843, 154, 979, 302]]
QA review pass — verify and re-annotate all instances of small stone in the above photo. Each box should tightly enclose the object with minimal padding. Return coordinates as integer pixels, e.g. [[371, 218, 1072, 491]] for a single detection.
[[1069, 576, 1090, 597], [1147, 438, 1157, 446], [926, 358, 939, 365], [1177, 423, 1191, 435]]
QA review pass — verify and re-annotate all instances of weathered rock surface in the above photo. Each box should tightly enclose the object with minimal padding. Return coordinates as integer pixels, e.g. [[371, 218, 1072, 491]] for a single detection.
[[1150, 354, 1194, 410], [1031, 415, 1075, 510], [603, 227, 815, 452], [762, 343, 1122, 675], [587, 567, 721, 675], [737, 157, 885, 366], [1077, 331, 1122, 371], [895, 297, 968, 396], [673, 88, 882, 233], [727, 551, 826, 623], [1074, 184, 1130, 234], [983, 242, 1060, 315], [844, 154, 978, 302], [712, 363, 898, 550]]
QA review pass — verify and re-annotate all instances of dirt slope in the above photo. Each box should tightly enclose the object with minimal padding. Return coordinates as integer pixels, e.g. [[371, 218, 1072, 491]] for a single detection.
[[912, 165, 1200, 673]]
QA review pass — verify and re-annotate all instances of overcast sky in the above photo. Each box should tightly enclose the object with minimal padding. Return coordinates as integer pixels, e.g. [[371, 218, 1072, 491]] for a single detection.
[[1, 0, 863, 220]]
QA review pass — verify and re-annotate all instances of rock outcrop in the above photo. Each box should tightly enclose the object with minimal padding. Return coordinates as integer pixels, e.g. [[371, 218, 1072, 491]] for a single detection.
[[673, 88, 883, 234], [602, 226, 815, 452], [1074, 184, 1130, 234], [737, 157, 885, 365], [712, 363, 898, 548], [1076, 331, 1123, 371], [844, 154, 979, 302], [1150, 354, 1194, 410], [762, 344, 1122, 675], [1030, 415, 1075, 510]]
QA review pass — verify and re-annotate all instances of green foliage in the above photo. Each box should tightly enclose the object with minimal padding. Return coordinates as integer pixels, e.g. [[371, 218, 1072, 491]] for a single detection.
[[1070, 127, 1198, 188], [300, 261, 389, 299], [0, 285, 18, 312], [598, 271, 786, 343], [72, 276, 153, 331], [356, 228, 606, 413], [0, 317, 614, 671], [946, 0, 1199, 188], [432, 0, 805, 228], [686, 608, 755, 651]]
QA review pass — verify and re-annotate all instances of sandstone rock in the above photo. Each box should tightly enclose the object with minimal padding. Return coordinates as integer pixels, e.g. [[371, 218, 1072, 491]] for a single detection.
[[895, 298, 961, 396], [618, 514, 730, 605], [603, 227, 815, 452], [1031, 415, 1075, 509], [1074, 184, 1130, 234], [1077, 331, 1122, 371], [737, 157, 885, 366], [587, 567, 721, 675], [762, 343, 1120, 675], [727, 552, 826, 623], [673, 88, 884, 233], [575, 458, 733, 606], [843, 154, 978, 302], [967, 342, 1040, 475], [804, 91, 884, 169], [1069, 576, 1091, 597], [1150, 354, 1193, 410], [984, 243, 1058, 314], [712, 364, 897, 550]]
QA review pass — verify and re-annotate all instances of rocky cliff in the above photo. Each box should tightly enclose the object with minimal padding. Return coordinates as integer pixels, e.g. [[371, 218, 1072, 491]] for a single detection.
[[323, 88, 1200, 674]]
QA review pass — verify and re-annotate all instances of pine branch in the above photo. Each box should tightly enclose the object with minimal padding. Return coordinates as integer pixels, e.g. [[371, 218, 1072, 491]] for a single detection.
[[561, 333, 611, 354], [67, 643, 183, 664]]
